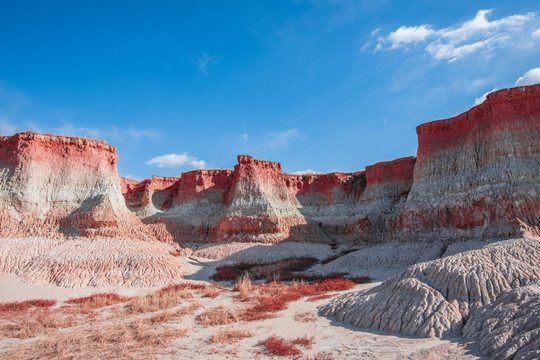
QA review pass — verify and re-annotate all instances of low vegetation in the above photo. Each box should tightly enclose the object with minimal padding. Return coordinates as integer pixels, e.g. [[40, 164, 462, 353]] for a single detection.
[[209, 328, 254, 344], [257, 335, 314, 357], [211, 257, 319, 282], [294, 311, 318, 322]]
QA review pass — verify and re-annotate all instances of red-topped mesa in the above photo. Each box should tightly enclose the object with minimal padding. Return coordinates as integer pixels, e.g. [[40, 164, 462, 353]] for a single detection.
[[2, 85, 539, 244]]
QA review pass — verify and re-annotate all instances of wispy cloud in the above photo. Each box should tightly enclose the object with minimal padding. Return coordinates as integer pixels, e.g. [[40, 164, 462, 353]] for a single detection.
[[195, 53, 219, 76], [291, 169, 319, 175], [52, 124, 159, 142], [145, 153, 206, 169], [242, 133, 248, 140], [371, 9, 537, 62], [515, 68, 540, 86], [267, 128, 300, 147], [473, 87, 498, 106]]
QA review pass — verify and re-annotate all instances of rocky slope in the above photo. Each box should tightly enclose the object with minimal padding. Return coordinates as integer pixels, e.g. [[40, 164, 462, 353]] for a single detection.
[[321, 238, 540, 347], [462, 283, 540, 360]]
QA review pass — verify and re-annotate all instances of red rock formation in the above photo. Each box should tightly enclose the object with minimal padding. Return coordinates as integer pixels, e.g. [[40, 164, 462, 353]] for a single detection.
[[0, 132, 151, 239], [392, 85, 540, 239], [4, 85, 539, 246]]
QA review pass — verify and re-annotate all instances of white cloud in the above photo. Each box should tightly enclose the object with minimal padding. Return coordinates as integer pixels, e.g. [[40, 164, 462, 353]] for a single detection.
[[291, 169, 319, 175], [242, 133, 248, 140], [188, 159, 207, 168], [128, 129, 159, 140], [375, 9, 537, 62], [515, 68, 540, 86], [533, 29, 540, 38], [474, 87, 498, 105], [267, 128, 300, 147], [146, 153, 206, 169], [388, 25, 434, 48]]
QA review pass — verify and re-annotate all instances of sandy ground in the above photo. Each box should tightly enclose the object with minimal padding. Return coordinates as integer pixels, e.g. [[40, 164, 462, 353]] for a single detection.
[[0, 254, 488, 360]]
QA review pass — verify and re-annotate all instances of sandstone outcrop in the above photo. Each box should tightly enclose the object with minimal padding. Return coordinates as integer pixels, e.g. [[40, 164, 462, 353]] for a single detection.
[[393, 85, 540, 240], [462, 284, 540, 360], [119, 85, 540, 246], [0, 132, 151, 239], [320, 236, 540, 339], [123, 155, 417, 245]]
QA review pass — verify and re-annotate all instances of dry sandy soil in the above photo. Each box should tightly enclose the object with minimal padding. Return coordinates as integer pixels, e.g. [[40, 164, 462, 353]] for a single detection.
[[0, 253, 487, 360]]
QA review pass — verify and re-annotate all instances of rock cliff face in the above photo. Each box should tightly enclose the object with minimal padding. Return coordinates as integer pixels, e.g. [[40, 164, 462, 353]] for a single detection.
[[0, 132, 150, 239], [1, 85, 539, 246], [121, 84, 540, 245], [393, 85, 540, 240], [124, 155, 416, 244]]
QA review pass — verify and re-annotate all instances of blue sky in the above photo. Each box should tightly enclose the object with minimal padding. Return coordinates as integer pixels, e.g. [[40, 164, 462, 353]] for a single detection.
[[1, 1, 539, 179]]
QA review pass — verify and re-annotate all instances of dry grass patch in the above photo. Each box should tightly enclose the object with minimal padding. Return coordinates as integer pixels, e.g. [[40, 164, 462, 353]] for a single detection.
[[209, 328, 254, 344], [126, 283, 206, 314], [294, 311, 317, 322], [197, 305, 240, 327], [307, 294, 336, 302], [0, 299, 56, 312], [0, 309, 79, 339], [234, 272, 253, 299], [238, 278, 356, 321], [66, 293, 131, 312], [4, 318, 189, 360]]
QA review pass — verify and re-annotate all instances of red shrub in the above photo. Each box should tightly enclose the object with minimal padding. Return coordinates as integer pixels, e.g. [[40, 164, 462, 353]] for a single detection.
[[291, 336, 314, 349], [158, 282, 207, 294], [257, 335, 302, 357], [0, 299, 56, 312]]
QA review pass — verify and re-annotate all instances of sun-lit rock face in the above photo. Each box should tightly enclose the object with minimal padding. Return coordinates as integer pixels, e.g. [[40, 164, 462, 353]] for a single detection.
[[392, 85, 540, 240], [4, 85, 539, 245], [125, 154, 417, 244], [0, 132, 150, 239], [122, 83, 540, 245]]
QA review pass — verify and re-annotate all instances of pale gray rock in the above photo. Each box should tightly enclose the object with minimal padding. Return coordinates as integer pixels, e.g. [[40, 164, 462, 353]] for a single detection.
[[320, 237, 540, 339], [463, 284, 540, 360]]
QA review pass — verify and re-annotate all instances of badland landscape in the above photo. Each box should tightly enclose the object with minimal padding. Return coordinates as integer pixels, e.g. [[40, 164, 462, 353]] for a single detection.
[[0, 2, 540, 359]]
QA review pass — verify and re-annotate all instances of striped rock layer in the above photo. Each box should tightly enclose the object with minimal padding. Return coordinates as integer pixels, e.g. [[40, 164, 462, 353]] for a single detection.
[[0, 85, 539, 245], [123, 85, 540, 244]]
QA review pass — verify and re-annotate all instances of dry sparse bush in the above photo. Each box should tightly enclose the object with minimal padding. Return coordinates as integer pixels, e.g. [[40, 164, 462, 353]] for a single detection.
[[291, 335, 314, 349], [0, 299, 56, 312], [294, 311, 317, 322], [197, 305, 240, 327], [234, 272, 253, 299], [66, 292, 131, 310], [0, 309, 78, 339], [209, 328, 254, 344], [126, 283, 206, 314], [4, 318, 189, 360], [239, 278, 355, 321], [257, 335, 303, 357], [203, 285, 223, 299]]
